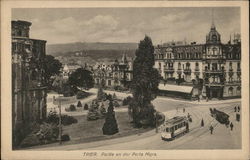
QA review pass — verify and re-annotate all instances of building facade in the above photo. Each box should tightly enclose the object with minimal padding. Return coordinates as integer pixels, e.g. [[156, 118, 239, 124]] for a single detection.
[[93, 54, 133, 90], [12, 20, 47, 147], [154, 22, 241, 99]]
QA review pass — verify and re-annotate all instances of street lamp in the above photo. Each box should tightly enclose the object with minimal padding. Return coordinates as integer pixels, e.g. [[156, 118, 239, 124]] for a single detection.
[[52, 75, 63, 145]]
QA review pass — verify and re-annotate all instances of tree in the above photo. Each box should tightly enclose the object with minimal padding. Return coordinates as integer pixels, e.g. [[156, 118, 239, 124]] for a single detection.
[[44, 55, 62, 87], [102, 100, 119, 135], [77, 101, 82, 107], [68, 68, 94, 90], [130, 35, 161, 127], [97, 85, 105, 101]]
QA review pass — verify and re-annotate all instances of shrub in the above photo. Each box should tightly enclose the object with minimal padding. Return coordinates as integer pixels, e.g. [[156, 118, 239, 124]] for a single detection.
[[122, 96, 133, 105], [102, 100, 119, 135], [61, 115, 78, 125], [77, 101, 82, 107], [84, 104, 89, 110], [106, 94, 112, 101], [45, 112, 77, 126], [87, 111, 100, 121], [19, 133, 41, 148], [69, 104, 76, 111], [76, 91, 89, 99], [112, 93, 117, 100], [61, 134, 70, 141], [99, 103, 106, 116], [36, 123, 59, 142], [113, 100, 120, 107]]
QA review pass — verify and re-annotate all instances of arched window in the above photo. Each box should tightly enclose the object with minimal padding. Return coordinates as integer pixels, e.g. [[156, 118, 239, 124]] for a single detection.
[[228, 87, 234, 96], [186, 62, 190, 69], [178, 62, 181, 70], [195, 62, 199, 70]]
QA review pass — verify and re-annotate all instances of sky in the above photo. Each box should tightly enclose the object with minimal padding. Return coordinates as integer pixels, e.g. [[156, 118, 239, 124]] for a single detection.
[[12, 7, 240, 45]]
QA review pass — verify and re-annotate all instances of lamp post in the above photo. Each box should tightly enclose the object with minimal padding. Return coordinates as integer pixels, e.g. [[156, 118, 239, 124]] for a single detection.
[[58, 97, 62, 145], [52, 75, 63, 145]]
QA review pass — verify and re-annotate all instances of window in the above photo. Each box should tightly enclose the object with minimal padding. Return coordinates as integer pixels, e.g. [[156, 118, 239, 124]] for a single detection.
[[229, 62, 233, 70], [228, 87, 233, 95], [186, 62, 190, 69], [237, 62, 240, 70], [175, 125, 178, 130], [236, 87, 241, 95], [178, 63, 181, 70], [212, 47, 217, 55], [108, 80, 111, 86], [159, 62, 161, 69]]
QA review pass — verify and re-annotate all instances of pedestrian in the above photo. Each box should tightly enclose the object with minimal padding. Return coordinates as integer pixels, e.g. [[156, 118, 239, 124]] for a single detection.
[[206, 97, 208, 102], [237, 106, 240, 112], [209, 125, 214, 134], [201, 118, 204, 127], [234, 106, 237, 112], [230, 122, 234, 131], [183, 108, 185, 113]]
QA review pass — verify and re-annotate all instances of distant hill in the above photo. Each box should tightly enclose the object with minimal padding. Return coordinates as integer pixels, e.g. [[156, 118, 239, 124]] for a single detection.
[[46, 42, 138, 56]]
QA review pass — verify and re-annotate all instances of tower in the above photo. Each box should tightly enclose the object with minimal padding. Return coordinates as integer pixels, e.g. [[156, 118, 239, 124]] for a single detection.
[[12, 20, 47, 148]]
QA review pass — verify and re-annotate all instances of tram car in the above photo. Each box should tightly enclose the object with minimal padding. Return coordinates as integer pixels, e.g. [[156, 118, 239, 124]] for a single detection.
[[210, 108, 230, 125], [161, 116, 189, 141]]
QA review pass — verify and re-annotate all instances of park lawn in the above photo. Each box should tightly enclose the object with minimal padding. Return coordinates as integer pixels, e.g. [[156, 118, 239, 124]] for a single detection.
[[60, 111, 152, 145]]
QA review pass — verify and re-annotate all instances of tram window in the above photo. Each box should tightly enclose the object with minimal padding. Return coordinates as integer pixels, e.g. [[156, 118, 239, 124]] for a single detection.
[[170, 127, 174, 132], [175, 125, 178, 130], [166, 128, 169, 132]]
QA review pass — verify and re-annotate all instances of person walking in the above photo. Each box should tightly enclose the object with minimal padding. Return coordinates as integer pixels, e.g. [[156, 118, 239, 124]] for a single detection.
[[234, 106, 237, 112], [237, 106, 240, 112], [230, 122, 234, 131], [183, 108, 185, 113], [209, 125, 214, 134], [201, 118, 204, 127]]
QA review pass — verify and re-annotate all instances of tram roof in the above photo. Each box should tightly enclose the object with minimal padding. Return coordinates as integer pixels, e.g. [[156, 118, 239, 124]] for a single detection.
[[164, 116, 187, 126]]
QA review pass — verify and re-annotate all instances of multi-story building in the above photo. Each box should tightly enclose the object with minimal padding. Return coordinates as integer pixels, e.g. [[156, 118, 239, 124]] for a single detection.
[[12, 20, 47, 147], [154, 21, 241, 99], [93, 54, 133, 90]]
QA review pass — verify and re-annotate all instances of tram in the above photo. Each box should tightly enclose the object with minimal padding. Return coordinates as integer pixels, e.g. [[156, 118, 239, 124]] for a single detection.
[[161, 116, 189, 141]]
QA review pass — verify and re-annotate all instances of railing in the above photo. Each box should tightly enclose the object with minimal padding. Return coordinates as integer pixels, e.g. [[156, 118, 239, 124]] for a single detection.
[[204, 82, 224, 86], [164, 67, 174, 73], [203, 69, 225, 74], [176, 69, 182, 74], [183, 69, 191, 74]]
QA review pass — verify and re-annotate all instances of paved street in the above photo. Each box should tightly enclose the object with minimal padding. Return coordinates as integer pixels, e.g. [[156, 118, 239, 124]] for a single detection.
[[35, 89, 242, 150]]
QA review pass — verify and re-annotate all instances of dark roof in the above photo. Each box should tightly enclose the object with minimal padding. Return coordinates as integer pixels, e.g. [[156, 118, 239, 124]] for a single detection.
[[165, 116, 187, 126]]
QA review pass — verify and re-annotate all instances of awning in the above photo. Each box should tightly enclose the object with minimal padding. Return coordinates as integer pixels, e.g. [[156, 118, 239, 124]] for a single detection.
[[158, 83, 193, 93]]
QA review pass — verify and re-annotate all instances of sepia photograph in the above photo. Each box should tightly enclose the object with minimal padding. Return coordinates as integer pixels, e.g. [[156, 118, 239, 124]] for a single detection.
[[1, 1, 249, 160]]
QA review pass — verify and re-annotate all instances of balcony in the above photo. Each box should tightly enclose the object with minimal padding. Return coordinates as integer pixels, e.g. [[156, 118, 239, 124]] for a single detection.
[[204, 82, 224, 87], [164, 67, 174, 73], [237, 68, 241, 73], [203, 69, 225, 74], [177, 69, 182, 74], [183, 69, 191, 74]]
